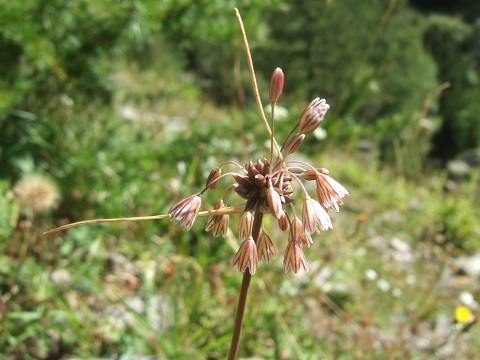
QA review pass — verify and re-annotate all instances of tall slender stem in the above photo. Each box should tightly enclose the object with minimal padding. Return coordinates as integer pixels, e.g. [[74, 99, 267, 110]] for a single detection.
[[234, 8, 283, 162], [228, 209, 263, 360]]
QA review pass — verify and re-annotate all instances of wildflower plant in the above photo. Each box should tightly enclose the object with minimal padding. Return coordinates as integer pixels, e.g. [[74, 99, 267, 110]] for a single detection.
[[45, 8, 348, 359]]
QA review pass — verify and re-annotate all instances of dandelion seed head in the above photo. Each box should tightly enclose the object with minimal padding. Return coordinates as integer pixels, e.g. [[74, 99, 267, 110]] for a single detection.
[[14, 174, 60, 213]]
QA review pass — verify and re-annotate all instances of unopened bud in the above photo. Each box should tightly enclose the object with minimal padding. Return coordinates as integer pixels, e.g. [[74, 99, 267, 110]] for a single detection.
[[278, 210, 289, 231], [266, 187, 283, 219], [284, 133, 305, 156], [298, 98, 329, 134], [206, 168, 222, 190], [269, 67, 284, 103], [303, 168, 329, 181]]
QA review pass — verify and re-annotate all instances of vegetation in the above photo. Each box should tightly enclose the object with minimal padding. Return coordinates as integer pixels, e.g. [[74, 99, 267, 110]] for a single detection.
[[1, 0, 479, 358]]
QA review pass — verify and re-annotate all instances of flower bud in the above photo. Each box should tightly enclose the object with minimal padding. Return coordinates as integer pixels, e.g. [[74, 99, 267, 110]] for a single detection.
[[266, 187, 283, 219], [269, 67, 284, 103], [302, 168, 329, 181], [283, 133, 305, 156], [205, 168, 222, 190], [278, 210, 289, 231], [291, 218, 312, 247], [298, 98, 330, 134]]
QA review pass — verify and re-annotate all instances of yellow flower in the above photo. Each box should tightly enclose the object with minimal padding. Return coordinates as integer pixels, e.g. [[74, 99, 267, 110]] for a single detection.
[[455, 305, 475, 324]]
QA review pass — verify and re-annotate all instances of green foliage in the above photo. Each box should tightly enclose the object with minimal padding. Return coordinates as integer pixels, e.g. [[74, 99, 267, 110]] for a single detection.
[[257, 0, 437, 120], [426, 15, 480, 158], [0, 181, 17, 241]]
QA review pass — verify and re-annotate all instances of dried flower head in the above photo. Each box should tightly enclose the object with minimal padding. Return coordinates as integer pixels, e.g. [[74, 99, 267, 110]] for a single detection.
[[14, 174, 60, 214]]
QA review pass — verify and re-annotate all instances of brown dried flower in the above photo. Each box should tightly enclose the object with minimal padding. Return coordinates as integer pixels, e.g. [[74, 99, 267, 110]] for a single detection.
[[302, 197, 332, 235], [205, 200, 229, 237], [283, 240, 308, 273], [168, 194, 202, 230], [238, 211, 254, 241], [257, 231, 276, 263], [232, 237, 258, 275]]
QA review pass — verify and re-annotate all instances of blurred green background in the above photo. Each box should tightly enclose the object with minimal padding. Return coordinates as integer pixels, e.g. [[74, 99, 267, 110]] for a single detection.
[[1, 0, 480, 358]]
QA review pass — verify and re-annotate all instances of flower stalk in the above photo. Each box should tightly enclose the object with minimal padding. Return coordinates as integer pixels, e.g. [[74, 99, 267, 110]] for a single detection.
[[228, 209, 263, 360]]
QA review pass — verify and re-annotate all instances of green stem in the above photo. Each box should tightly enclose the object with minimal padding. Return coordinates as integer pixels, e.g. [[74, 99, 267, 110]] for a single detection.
[[228, 209, 264, 360]]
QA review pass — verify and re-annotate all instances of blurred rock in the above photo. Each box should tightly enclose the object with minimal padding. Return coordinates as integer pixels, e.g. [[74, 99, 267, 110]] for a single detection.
[[358, 140, 376, 153], [447, 159, 470, 179], [458, 148, 480, 166], [453, 253, 480, 278]]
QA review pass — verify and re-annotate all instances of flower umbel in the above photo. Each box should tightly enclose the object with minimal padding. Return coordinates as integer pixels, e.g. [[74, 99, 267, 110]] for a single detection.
[[165, 69, 345, 274]]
